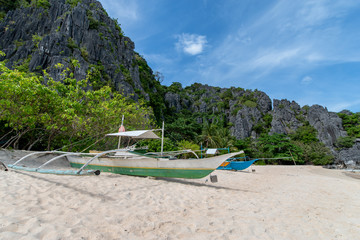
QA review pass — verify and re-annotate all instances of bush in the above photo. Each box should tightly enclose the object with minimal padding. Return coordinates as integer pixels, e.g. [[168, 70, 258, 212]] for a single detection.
[[32, 34, 43, 48], [66, 0, 81, 8], [336, 136, 355, 149], [32, 0, 51, 9], [294, 141, 334, 165], [290, 123, 318, 144]]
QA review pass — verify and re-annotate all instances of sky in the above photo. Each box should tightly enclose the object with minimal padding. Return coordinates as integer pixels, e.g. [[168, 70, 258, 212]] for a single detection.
[[99, 0, 360, 113]]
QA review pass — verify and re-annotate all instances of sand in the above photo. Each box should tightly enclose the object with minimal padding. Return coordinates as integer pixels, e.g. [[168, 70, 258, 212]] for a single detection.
[[0, 150, 359, 240]]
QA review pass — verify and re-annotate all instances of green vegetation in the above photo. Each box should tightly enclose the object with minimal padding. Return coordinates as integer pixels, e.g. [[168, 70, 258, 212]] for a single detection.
[[290, 122, 318, 144], [14, 40, 24, 49], [32, 34, 43, 48], [135, 53, 166, 125], [253, 113, 272, 135], [113, 18, 124, 38], [234, 132, 333, 165], [336, 136, 355, 149], [14, 55, 32, 73], [120, 65, 133, 86], [65, 0, 81, 8], [338, 112, 360, 138], [80, 46, 89, 61], [31, 0, 51, 9], [67, 37, 78, 51], [87, 10, 100, 30], [0, 51, 152, 151], [86, 62, 113, 91]]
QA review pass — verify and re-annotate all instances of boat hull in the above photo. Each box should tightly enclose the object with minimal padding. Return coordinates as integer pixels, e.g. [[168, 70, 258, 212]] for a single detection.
[[68, 152, 241, 179], [217, 159, 258, 171], [69, 162, 213, 178]]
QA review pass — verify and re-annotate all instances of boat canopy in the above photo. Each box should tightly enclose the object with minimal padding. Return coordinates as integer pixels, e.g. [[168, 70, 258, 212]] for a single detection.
[[106, 130, 160, 139]]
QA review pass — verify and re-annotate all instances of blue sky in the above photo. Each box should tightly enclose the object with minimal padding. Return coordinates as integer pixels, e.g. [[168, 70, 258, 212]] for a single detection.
[[100, 0, 360, 113]]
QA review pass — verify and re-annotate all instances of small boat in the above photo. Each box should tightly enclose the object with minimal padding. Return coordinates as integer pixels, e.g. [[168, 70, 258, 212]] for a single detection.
[[67, 149, 241, 179], [67, 129, 242, 179], [8, 128, 242, 179], [217, 158, 258, 171]]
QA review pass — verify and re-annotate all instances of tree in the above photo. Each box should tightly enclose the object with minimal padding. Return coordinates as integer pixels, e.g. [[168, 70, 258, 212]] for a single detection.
[[290, 123, 318, 144], [0, 52, 154, 151], [256, 134, 303, 164]]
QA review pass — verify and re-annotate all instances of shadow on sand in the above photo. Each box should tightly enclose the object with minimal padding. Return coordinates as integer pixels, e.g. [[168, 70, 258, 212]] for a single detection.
[[13, 170, 116, 201], [155, 176, 257, 193]]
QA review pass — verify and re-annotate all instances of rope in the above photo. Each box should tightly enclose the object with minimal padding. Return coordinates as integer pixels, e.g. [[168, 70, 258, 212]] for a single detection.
[[54, 127, 118, 151]]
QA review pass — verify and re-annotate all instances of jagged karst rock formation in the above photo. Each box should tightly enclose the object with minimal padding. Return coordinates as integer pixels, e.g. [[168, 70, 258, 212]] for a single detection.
[[306, 105, 347, 147], [270, 99, 303, 135], [0, 1, 359, 168], [0, 0, 155, 100], [163, 83, 360, 168]]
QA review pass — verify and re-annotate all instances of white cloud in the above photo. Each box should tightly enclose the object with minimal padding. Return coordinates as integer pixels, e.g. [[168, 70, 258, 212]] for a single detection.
[[301, 76, 313, 85], [252, 48, 301, 69], [176, 33, 207, 55], [191, 0, 360, 88], [100, 0, 139, 21]]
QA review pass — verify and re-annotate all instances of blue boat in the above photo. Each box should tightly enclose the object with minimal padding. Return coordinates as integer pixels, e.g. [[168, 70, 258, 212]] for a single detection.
[[217, 158, 258, 171]]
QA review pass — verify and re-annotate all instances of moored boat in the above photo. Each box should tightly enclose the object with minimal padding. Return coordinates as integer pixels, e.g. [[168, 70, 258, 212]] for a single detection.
[[217, 158, 258, 171], [67, 150, 242, 179]]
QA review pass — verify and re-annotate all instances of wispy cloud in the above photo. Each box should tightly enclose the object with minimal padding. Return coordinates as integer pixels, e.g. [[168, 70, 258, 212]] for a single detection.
[[176, 33, 207, 55], [194, 0, 360, 86], [301, 76, 313, 85], [329, 99, 360, 112], [100, 0, 139, 21]]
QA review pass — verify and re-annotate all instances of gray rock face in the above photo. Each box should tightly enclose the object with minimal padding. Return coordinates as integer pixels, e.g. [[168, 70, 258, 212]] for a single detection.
[[336, 141, 360, 169], [164, 92, 182, 112], [306, 105, 347, 147], [270, 99, 303, 135], [230, 106, 263, 139], [0, 0, 149, 99]]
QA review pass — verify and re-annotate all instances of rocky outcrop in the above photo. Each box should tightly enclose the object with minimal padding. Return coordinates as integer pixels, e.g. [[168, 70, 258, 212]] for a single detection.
[[306, 105, 347, 147], [164, 92, 182, 112], [336, 142, 360, 168], [230, 106, 263, 139], [270, 99, 303, 135], [162, 84, 360, 168], [0, 0, 151, 100]]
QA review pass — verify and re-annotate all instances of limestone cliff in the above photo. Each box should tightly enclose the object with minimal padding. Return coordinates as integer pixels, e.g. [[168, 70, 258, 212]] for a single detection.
[[164, 83, 359, 168], [0, 0, 159, 101]]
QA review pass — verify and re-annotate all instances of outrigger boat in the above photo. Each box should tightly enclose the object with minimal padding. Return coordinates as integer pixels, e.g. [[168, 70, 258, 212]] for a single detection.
[[67, 129, 242, 179], [217, 157, 258, 171], [8, 127, 242, 179]]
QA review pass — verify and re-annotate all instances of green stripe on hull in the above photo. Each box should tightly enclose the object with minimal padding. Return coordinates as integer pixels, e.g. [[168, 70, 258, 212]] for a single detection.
[[70, 162, 213, 179]]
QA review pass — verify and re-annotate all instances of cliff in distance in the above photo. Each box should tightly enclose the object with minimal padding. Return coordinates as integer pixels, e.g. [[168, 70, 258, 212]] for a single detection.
[[1, 0, 359, 168], [0, 0, 160, 102]]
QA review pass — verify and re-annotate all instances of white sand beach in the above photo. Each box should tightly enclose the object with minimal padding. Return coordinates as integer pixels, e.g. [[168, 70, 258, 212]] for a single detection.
[[0, 150, 359, 240]]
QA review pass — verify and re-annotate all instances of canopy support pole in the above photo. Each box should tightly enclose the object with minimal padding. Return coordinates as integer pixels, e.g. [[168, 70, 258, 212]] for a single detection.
[[160, 121, 164, 156], [118, 115, 125, 149]]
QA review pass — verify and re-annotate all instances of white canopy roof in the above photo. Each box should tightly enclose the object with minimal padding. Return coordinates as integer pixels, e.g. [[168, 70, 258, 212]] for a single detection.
[[106, 130, 160, 139], [206, 148, 219, 155]]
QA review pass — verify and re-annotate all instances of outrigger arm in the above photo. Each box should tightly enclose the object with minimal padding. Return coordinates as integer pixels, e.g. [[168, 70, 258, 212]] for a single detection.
[[76, 149, 130, 174], [8, 151, 100, 175]]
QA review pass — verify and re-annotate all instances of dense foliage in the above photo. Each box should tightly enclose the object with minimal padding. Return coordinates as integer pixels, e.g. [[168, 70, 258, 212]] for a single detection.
[[336, 111, 360, 149], [338, 112, 360, 138], [0, 52, 153, 151]]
